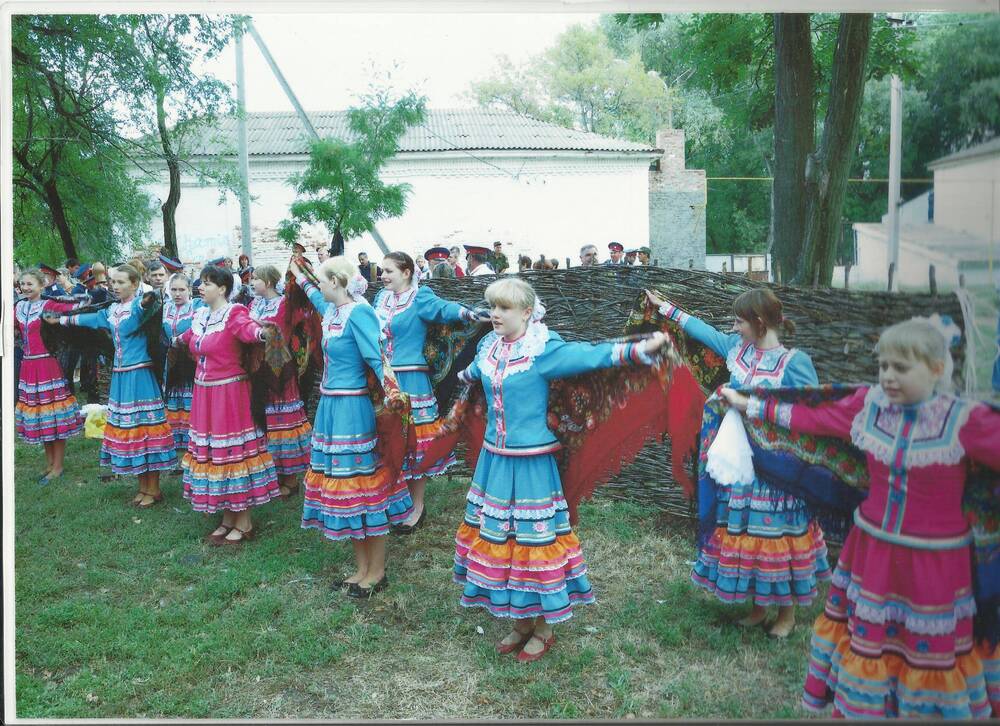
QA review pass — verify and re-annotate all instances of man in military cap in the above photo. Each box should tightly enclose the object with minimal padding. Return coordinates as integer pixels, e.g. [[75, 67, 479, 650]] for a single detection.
[[603, 242, 625, 266], [464, 245, 495, 277]]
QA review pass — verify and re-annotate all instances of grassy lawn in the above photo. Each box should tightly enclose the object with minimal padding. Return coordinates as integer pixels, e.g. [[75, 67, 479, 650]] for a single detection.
[[14, 435, 828, 720]]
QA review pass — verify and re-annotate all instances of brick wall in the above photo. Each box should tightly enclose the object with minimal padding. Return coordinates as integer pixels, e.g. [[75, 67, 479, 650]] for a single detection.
[[648, 129, 707, 269]]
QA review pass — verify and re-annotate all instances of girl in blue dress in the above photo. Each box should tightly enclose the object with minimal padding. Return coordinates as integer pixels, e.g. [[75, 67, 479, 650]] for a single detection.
[[373, 251, 483, 533], [645, 287, 829, 638], [161, 273, 202, 470], [47, 264, 176, 507], [290, 256, 414, 597], [455, 277, 668, 662]]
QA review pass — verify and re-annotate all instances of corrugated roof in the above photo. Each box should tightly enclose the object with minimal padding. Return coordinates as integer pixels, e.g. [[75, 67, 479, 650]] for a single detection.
[[185, 108, 659, 157], [928, 136, 1000, 168]]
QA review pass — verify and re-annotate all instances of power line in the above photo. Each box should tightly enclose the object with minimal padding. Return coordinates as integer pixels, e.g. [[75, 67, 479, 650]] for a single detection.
[[707, 176, 934, 183]]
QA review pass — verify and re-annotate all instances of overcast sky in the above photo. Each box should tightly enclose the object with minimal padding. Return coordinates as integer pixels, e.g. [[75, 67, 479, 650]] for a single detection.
[[202, 13, 602, 112]]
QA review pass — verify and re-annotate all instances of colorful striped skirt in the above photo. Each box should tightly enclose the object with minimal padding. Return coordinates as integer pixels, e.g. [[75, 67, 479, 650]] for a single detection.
[[182, 375, 279, 513], [15, 354, 83, 443], [263, 376, 312, 476], [100, 364, 176, 474], [397, 368, 455, 480], [801, 524, 998, 719], [454, 450, 594, 624], [301, 390, 412, 540], [164, 381, 193, 453], [691, 477, 831, 607]]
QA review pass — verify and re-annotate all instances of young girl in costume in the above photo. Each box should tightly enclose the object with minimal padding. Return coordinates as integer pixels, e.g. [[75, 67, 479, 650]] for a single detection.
[[724, 317, 1000, 719], [171, 265, 281, 545], [455, 277, 669, 661], [47, 265, 176, 505], [290, 256, 414, 597], [161, 273, 202, 470], [374, 251, 483, 533], [15, 268, 84, 484], [248, 264, 313, 499], [645, 288, 829, 638]]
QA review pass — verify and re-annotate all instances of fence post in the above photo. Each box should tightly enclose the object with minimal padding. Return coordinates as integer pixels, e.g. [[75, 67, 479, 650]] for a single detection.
[[929, 264, 937, 297], [844, 263, 852, 289], [888, 262, 896, 292], [653, 259, 659, 267], [566, 257, 571, 269], [959, 272, 966, 289]]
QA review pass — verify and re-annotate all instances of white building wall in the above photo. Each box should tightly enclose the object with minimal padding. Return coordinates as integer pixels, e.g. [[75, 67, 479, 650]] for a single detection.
[[932, 154, 1000, 244], [139, 151, 654, 269]]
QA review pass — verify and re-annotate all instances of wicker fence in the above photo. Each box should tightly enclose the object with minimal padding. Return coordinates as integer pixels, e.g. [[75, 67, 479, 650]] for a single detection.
[[312, 266, 967, 519]]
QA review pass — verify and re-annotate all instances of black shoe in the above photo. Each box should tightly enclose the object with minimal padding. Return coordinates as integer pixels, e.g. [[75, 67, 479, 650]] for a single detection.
[[391, 508, 426, 536], [330, 577, 351, 592], [347, 575, 388, 599]]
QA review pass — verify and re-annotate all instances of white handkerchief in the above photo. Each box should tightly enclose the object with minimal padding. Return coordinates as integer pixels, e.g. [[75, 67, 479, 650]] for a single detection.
[[706, 407, 755, 486]]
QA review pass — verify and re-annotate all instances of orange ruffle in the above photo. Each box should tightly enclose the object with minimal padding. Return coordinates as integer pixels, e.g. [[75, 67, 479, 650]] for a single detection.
[[181, 452, 275, 479], [813, 614, 989, 696], [266, 422, 312, 440], [456, 522, 583, 567], [304, 467, 392, 496], [16, 398, 79, 415], [104, 421, 173, 441], [712, 526, 824, 562]]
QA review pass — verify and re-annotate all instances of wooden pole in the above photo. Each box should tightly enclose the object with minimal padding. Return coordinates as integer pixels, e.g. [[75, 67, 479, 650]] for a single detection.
[[844, 263, 852, 289], [928, 264, 937, 297], [888, 261, 895, 292]]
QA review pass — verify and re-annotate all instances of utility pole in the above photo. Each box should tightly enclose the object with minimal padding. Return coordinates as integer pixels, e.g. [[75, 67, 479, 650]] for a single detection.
[[886, 14, 904, 291], [235, 18, 253, 264], [245, 18, 391, 256]]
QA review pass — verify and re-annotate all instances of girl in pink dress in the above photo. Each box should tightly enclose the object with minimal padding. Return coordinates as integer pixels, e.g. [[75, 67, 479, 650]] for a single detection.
[[14, 268, 83, 484], [247, 265, 312, 499], [172, 265, 281, 545], [724, 317, 1000, 719]]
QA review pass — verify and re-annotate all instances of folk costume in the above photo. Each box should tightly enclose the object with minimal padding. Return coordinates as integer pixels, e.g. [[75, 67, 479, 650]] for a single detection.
[[417, 299, 702, 624], [293, 270, 415, 540], [656, 301, 832, 608], [161, 298, 202, 454], [174, 303, 280, 512], [57, 295, 176, 475], [14, 297, 84, 444], [741, 384, 1000, 719], [248, 294, 313, 477], [372, 281, 481, 482]]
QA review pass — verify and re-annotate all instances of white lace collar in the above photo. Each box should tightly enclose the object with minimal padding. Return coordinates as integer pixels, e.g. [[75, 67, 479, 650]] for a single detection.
[[850, 385, 976, 468], [478, 322, 550, 383], [191, 302, 234, 337], [250, 294, 282, 320], [322, 301, 358, 340], [16, 298, 46, 323]]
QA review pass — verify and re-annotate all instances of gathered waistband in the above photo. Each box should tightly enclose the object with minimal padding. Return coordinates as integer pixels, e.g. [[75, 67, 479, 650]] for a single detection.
[[195, 374, 248, 387], [854, 510, 972, 551], [113, 362, 153, 373], [319, 386, 368, 397]]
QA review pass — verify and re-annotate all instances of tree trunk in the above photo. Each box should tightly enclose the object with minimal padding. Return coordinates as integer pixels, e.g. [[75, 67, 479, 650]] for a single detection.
[[331, 227, 345, 257], [155, 86, 180, 259], [42, 178, 78, 260], [772, 13, 814, 285], [797, 14, 872, 286]]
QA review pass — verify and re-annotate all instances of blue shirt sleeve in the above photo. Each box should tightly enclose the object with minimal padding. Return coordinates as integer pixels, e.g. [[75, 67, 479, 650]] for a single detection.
[[349, 304, 384, 380], [415, 285, 472, 324], [301, 278, 329, 316], [534, 331, 648, 381], [681, 314, 741, 359], [66, 306, 110, 331], [782, 349, 820, 386]]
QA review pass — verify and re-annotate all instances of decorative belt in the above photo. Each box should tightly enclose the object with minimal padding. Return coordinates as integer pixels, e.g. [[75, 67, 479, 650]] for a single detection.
[[853, 510, 972, 551], [195, 374, 248, 387], [481, 440, 562, 457], [319, 386, 368, 397], [113, 362, 153, 373], [22, 353, 52, 360], [392, 365, 430, 373]]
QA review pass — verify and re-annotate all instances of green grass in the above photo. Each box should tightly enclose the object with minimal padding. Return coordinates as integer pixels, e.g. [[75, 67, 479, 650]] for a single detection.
[[16, 436, 828, 719]]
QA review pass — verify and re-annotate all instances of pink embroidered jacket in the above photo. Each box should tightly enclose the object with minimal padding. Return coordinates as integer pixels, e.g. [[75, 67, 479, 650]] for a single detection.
[[176, 303, 264, 383]]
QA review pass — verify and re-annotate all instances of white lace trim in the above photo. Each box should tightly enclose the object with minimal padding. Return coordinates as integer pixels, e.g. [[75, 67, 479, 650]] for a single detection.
[[322, 302, 358, 341], [706, 408, 755, 485], [846, 580, 977, 636], [849, 386, 974, 468], [726, 343, 796, 387], [191, 303, 234, 337], [249, 294, 282, 321], [477, 322, 550, 384]]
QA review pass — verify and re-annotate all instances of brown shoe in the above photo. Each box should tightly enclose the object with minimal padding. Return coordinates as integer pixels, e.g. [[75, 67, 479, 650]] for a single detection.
[[204, 525, 232, 544], [134, 493, 164, 509], [213, 526, 255, 547]]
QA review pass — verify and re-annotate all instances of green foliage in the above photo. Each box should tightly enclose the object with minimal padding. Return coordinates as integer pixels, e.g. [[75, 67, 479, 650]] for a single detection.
[[278, 88, 427, 246]]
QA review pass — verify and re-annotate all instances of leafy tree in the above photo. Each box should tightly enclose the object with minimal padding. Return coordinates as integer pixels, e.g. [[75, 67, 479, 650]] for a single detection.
[[12, 15, 154, 263], [278, 88, 427, 252]]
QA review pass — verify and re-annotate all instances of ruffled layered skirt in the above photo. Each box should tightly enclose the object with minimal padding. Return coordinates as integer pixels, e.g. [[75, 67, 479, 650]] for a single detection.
[[801, 521, 998, 719], [397, 369, 455, 480], [454, 450, 594, 624], [99, 365, 175, 474], [301, 391, 412, 540], [691, 477, 831, 607], [15, 354, 83, 443], [182, 377, 279, 512]]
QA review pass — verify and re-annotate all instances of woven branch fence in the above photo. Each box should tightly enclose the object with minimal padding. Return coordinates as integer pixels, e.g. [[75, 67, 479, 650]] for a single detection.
[[90, 266, 965, 518]]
